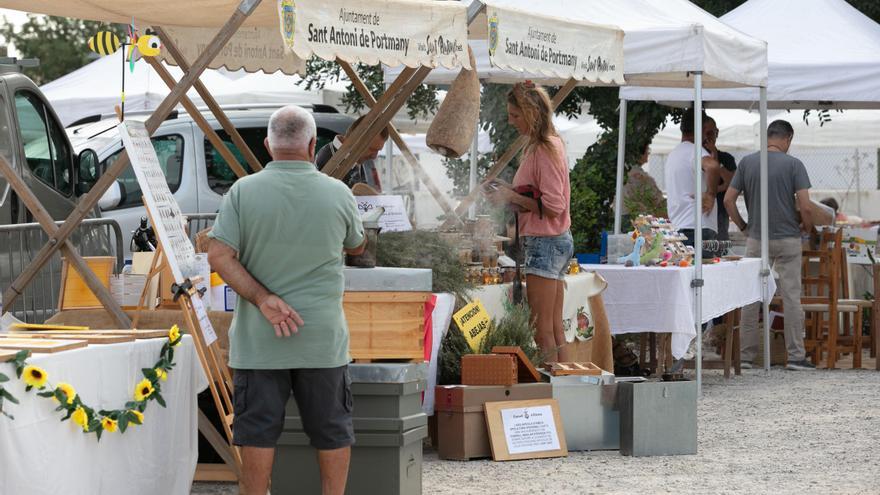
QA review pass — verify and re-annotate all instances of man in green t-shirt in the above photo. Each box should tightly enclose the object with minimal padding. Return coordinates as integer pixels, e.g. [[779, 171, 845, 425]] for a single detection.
[[208, 105, 366, 495]]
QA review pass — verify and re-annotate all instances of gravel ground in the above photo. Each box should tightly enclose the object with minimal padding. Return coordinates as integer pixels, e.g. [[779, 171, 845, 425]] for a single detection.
[[192, 367, 880, 495]]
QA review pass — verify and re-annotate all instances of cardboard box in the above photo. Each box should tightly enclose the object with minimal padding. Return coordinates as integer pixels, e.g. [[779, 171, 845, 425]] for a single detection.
[[434, 383, 552, 460]]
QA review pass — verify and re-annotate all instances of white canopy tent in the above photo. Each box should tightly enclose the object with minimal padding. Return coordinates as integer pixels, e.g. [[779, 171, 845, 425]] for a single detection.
[[621, 0, 880, 374], [620, 0, 880, 109], [40, 54, 241, 126]]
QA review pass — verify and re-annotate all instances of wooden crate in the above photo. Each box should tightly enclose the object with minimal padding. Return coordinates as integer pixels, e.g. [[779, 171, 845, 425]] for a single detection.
[[344, 291, 429, 361]]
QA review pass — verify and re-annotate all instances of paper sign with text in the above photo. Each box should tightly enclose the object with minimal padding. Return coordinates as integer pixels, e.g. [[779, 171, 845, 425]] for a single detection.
[[500, 404, 561, 455], [119, 121, 196, 284], [453, 299, 491, 352], [355, 195, 412, 232]]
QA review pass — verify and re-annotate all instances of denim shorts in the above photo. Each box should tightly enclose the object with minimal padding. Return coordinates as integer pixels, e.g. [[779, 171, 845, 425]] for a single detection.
[[522, 231, 574, 280]]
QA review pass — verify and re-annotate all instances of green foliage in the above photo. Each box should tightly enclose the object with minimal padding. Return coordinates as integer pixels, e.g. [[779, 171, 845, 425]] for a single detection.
[[568, 94, 671, 252], [0, 15, 125, 85], [300, 58, 439, 120], [438, 303, 542, 385], [376, 230, 474, 302]]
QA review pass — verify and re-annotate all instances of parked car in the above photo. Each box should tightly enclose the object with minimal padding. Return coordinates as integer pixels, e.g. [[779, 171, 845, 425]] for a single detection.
[[68, 104, 354, 258]]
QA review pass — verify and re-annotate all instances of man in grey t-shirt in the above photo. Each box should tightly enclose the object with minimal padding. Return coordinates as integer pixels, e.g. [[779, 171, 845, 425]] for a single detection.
[[724, 120, 815, 370]]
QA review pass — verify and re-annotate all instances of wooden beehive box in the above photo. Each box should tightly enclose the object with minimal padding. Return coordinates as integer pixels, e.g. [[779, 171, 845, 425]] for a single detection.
[[343, 291, 430, 361]]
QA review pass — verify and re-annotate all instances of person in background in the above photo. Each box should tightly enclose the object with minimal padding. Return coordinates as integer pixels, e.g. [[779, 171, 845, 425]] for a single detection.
[[665, 108, 722, 257], [208, 106, 367, 495], [315, 115, 389, 193], [483, 81, 573, 362], [621, 141, 666, 227], [724, 119, 815, 371], [820, 197, 863, 225], [704, 116, 737, 244]]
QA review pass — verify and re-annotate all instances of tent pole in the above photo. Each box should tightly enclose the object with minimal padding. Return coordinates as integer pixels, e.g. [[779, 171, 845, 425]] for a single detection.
[[384, 82, 394, 191], [694, 72, 704, 396], [614, 98, 627, 234], [1, 0, 262, 310], [760, 86, 770, 373], [468, 111, 479, 220]]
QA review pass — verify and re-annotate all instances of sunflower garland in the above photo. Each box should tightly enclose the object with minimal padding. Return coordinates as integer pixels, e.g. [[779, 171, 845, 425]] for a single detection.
[[1, 325, 183, 440], [0, 356, 24, 419]]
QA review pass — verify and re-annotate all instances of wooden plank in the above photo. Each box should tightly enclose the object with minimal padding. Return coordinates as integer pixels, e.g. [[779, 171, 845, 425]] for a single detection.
[[343, 291, 431, 303], [337, 60, 460, 224], [1, 333, 135, 344], [440, 78, 579, 230], [198, 408, 240, 478], [546, 361, 602, 376], [11, 329, 168, 339], [194, 464, 238, 482], [1, 1, 260, 314], [0, 338, 88, 353], [10, 323, 90, 332], [0, 349, 27, 362]]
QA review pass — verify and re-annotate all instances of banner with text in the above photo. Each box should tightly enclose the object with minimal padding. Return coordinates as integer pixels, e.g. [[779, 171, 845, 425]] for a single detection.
[[159, 25, 305, 75], [484, 2, 624, 84], [278, 0, 471, 70]]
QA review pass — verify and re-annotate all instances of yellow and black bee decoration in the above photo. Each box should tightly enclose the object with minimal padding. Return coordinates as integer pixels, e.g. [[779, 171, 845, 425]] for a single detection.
[[87, 31, 121, 56], [86, 23, 162, 120]]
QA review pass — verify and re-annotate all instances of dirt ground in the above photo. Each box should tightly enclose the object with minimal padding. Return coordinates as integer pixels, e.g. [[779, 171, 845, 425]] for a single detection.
[[192, 367, 880, 495]]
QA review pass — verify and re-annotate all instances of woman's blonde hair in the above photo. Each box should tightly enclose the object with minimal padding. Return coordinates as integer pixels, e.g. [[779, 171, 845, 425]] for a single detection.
[[507, 81, 557, 151]]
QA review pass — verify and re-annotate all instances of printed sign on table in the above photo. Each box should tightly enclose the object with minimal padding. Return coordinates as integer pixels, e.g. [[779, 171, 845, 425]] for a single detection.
[[279, 0, 471, 70], [355, 195, 412, 232], [453, 299, 491, 352], [484, 1, 624, 84]]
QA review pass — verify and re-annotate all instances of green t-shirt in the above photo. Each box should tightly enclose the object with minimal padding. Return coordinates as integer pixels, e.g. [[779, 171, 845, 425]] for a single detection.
[[208, 160, 365, 369]]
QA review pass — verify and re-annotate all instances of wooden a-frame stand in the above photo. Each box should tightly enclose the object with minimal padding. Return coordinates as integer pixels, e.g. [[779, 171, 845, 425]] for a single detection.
[[131, 208, 240, 476]]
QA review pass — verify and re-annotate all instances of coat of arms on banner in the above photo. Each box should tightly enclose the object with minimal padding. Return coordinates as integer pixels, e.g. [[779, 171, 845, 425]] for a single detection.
[[488, 12, 499, 56], [279, 0, 296, 49]]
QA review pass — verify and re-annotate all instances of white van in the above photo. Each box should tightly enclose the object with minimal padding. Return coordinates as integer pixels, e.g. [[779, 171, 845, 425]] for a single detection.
[[68, 104, 353, 258]]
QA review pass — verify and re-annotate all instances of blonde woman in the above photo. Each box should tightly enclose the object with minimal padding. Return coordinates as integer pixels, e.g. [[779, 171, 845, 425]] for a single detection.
[[484, 82, 573, 362]]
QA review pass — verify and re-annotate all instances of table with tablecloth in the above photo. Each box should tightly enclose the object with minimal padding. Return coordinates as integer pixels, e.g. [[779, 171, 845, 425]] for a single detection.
[[0, 335, 208, 495], [582, 258, 775, 358]]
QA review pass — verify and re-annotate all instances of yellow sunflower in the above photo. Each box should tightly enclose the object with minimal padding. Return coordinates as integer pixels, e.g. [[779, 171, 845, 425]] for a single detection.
[[130, 410, 144, 425], [168, 324, 181, 346], [155, 368, 168, 382], [133, 378, 154, 402], [101, 417, 118, 433], [71, 406, 89, 431], [55, 382, 77, 404], [22, 365, 48, 388]]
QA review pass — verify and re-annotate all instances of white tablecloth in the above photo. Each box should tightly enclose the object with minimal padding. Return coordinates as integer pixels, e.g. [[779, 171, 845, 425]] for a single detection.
[[0, 336, 208, 495], [583, 258, 774, 358]]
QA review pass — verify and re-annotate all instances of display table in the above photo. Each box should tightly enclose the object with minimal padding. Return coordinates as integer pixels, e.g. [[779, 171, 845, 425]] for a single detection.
[[0, 336, 208, 495], [582, 258, 775, 358]]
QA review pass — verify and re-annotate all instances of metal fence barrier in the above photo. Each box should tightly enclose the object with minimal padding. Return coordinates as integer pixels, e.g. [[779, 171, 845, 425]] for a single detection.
[[186, 213, 216, 246], [1, 218, 124, 323]]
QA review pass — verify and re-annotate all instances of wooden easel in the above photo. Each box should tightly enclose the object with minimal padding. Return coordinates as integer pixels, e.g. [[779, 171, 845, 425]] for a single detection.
[[131, 207, 241, 474]]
